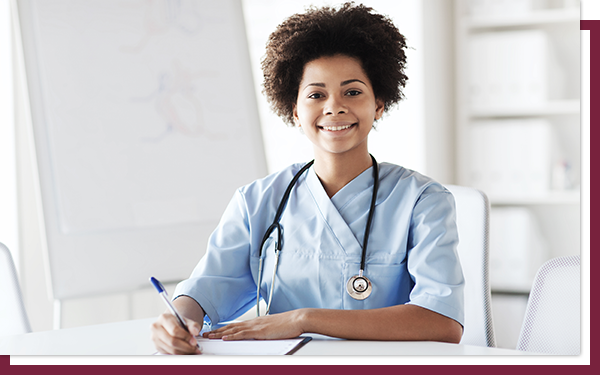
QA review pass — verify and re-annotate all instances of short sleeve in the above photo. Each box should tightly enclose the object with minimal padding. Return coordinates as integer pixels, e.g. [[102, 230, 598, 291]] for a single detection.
[[405, 185, 465, 326], [173, 189, 257, 324]]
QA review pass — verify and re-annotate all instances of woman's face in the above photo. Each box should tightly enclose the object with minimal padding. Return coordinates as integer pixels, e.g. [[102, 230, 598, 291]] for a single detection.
[[293, 55, 384, 159]]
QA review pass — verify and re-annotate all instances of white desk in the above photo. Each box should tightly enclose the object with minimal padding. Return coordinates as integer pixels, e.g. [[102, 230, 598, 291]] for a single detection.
[[0, 318, 528, 356]]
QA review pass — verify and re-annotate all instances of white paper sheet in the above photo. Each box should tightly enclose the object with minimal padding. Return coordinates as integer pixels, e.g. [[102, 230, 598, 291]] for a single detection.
[[193, 337, 310, 355]]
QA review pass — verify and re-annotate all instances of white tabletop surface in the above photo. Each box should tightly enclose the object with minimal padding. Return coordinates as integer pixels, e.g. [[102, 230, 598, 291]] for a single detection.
[[0, 317, 529, 356]]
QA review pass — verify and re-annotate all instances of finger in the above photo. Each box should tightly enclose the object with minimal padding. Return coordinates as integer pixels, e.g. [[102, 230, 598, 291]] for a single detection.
[[221, 330, 250, 341], [156, 328, 200, 354], [204, 323, 244, 339], [150, 323, 176, 354], [185, 318, 203, 337], [151, 322, 193, 354], [213, 324, 262, 341], [201, 322, 236, 337], [152, 317, 201, 354], [221, 324, 268, 341], [161, 313, 194, 340], [205, 328, 232, 339]]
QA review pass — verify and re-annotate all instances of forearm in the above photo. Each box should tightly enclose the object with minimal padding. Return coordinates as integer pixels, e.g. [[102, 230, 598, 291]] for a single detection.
[[173, 295, 206, 324], [299, 304, 463, 343]]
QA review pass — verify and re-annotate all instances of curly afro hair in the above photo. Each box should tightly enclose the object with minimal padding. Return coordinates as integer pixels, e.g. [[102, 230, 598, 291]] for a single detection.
[[261, 2, 408, 126]]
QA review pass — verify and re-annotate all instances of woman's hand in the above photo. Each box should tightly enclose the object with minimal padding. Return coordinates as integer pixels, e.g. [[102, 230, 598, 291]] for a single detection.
[[151, 313, 203, 355], [203, 309, 306, 341], [204, 305, 462, 343]]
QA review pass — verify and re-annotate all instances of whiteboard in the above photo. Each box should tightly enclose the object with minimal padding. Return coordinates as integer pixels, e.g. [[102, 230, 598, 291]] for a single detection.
[[17, 0, 267, 299]]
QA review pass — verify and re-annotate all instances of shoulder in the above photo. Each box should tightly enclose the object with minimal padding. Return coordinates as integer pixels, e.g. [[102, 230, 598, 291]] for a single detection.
[[378, 162, 452, 202], [236, 162, 311, 207], [239, 162, 308, 193]]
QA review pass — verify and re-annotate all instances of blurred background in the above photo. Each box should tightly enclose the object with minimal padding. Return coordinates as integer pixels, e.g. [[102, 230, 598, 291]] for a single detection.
[[0, 0, 582, 349]]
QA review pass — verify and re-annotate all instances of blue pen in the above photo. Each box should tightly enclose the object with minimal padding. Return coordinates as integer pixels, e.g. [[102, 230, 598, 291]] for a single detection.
[[150, 277, 201, 351]]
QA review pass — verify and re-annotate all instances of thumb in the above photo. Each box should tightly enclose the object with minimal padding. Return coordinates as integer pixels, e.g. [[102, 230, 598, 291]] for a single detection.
[[186, 319, 203, 336]]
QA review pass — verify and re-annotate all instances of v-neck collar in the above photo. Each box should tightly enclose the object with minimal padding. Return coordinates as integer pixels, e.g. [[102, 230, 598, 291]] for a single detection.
[[329, 165, 375, 212], [304, 166, 368, 257]]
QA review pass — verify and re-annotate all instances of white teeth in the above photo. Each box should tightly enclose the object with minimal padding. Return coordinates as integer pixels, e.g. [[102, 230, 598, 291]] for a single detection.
[[322, 124, 353, 131]]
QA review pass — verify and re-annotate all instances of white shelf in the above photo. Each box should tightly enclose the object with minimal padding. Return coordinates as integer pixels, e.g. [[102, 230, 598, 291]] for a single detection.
[[455, 2, 581, 341], [469, 100, 580, 118], [464, 8, 580, 29], [487, 190, 580, 205], [454, 1, 582, 251]]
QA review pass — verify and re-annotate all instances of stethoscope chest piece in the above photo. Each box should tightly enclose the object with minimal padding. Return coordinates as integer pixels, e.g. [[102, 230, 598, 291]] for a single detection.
[[346, 274, 372, 300]]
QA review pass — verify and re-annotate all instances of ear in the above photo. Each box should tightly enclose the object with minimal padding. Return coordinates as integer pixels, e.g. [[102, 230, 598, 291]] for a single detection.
[[375, 99, 385, 120], [293, 105, 301, 127]]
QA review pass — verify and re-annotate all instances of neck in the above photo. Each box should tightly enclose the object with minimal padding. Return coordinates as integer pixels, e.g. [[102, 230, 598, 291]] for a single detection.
[[313, 149, 373, 198]]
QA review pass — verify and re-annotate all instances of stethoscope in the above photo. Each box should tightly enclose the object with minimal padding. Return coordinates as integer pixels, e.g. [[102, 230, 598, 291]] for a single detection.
[[256, 154, 379, 316]]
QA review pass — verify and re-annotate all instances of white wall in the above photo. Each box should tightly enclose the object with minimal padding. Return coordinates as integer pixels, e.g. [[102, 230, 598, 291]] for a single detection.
[[422, 0, 455, 183], [12, 0, 455, 332], [0, 0, 19, 270]]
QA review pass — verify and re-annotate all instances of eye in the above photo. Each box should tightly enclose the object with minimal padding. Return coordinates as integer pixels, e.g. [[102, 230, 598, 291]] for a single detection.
[[346, 90, 362, 96], [307, 92, 324, 99]]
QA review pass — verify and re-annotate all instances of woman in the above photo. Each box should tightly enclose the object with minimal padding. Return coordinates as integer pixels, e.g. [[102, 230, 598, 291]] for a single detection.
[[151, 3, 464, 355]]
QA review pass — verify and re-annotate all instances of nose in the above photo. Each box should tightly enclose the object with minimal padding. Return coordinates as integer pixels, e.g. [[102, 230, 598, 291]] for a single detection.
[[323, 95, 347, 115]]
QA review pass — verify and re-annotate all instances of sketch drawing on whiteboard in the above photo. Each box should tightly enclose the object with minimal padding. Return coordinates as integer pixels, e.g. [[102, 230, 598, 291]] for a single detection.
[[120, 0, 207, 53], [131, 59, 225, 141]]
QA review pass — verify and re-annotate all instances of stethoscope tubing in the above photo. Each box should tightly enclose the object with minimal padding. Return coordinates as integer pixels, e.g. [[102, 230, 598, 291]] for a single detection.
[[258, 160, 315, 258], [257, 160, 314, 316], [257, 155, 378, 315], [360, 155, 379, 273]]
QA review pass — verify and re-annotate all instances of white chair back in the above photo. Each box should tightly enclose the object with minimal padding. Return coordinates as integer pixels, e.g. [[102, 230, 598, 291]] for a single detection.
[[517, 255, 580, 355], [445, 185, 495, 347], [0, 242, 32, 335]]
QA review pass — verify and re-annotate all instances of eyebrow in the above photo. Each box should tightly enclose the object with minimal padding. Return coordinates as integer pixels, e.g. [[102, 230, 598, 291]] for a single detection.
[[341, 79, 367, 86], [303, 79, 367, 90]]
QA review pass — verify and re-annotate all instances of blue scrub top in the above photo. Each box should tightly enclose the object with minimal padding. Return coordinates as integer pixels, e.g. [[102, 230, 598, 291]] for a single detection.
[[174, 162, 465, 326]]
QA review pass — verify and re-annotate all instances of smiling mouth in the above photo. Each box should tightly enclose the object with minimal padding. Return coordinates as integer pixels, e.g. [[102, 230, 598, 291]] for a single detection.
[[318, 123, 356, 131]]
